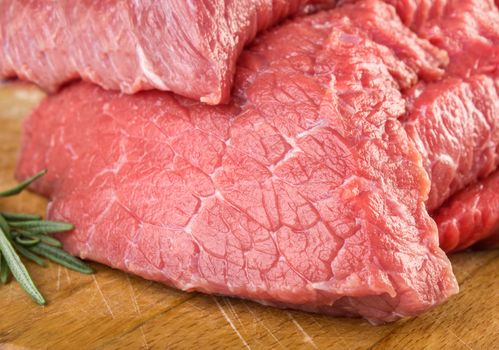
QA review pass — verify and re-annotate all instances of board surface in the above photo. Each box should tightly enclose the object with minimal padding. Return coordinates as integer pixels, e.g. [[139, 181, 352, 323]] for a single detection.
[[0, 84, 498, 350]]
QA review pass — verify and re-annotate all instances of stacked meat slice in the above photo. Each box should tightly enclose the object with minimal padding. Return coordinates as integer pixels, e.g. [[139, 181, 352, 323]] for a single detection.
[[0, 0, 335, 104], [385, 0, 499, 251], [347, 0, 499, 251], [12, 0, 499, 323]]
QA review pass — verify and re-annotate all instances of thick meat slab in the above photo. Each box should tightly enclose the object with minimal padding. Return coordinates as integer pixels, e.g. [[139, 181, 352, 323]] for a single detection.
[[344, 0, 499, 249], [342, 0, 499, 76], [0, 0, 334, 104], [436, 171, 499, 252], [404, 75, 499, 212], [17, 4, 458, 323], [390, 0, 499, 249], [414, 0, 499, 78]]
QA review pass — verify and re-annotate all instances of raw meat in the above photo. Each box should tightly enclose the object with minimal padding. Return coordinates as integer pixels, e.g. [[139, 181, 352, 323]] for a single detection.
[[389, 0, 499, 249], [435, 171, 499, 252], [403, 74, 499, 212], [341, 0, 499, 76], [342, 0, 499, 248], [412, 0, 499, 78], [0, 0, 334, 104], [17, 2, 458, 323]]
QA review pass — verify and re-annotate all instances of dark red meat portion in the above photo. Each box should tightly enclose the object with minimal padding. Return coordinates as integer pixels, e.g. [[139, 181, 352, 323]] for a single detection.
[[436, 171, 499, 252], [17, 2, 458, 323], [0, 0, 334, 104]]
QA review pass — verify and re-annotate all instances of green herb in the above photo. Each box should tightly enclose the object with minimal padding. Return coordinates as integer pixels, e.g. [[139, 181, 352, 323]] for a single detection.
[[30, 243, 93, 274], [14, 244, 47, 267], [1, 212, 42, 221], [0, 170, 46, 197], [0, 170, 94, 304], [0, 255, 10, 284], [9, 220, 74, 235], [0, 225, 45, 304]]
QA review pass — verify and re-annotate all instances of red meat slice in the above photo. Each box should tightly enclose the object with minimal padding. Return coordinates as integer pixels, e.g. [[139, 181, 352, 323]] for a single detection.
[[390, 0, 499, 250], [342, 0, 499, 77], [0, 0, 334, 104], [436, 171, 499, 252], [404, 75, 499, 212], [415, 0, 499, 78], [16, 3, 458, 323]]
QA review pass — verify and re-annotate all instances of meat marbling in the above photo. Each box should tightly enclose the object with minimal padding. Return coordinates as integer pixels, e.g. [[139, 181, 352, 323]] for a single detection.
[[0, 0, 334, 104], [17, 2, 459, 323]]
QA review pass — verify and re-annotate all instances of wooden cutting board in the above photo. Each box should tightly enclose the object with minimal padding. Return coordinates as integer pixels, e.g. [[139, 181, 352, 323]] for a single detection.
[[0, 84, 498, 350]]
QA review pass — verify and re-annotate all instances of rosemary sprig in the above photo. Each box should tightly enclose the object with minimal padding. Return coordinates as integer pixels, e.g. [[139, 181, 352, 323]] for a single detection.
[[0, 170, 46, 197], [0, 170, 94, 304]]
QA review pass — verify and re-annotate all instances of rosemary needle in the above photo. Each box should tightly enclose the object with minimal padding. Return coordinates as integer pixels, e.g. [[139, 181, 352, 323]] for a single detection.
[[12, 229, 62, 247], [1, 212, 42, 221], [0, 225, 45, 304], [15, 235, 41, 246], [0, 214, 10, 236], [8, 220, 74, 234], [14, 244, 47, 267], [30, 243, 94, 275], [0, 170, 94, 304], [0, 255, 10, 284], [0, 170, 46, 197]]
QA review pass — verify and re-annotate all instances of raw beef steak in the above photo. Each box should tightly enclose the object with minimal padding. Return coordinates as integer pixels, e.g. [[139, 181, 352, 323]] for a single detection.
[[404, 74, 499, 212], [342, 0, 499, 216], [435, 171, 499, 252], [384, 0, 499, 249], [17, 2, 458, 323], [411, 0, 499, 78], [0, 0, 334, 104]]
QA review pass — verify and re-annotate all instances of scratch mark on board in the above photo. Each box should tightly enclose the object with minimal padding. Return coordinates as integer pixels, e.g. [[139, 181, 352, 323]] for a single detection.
[[244, 302, 285, 348], [311, 315, 347, 347], [126, 274, 141, 315], [214, 297, 251, 349], [185, 300, 204, 312], [56, 265, 61, 291], [140, 325, 150, 349], [134, 281, 153, 299], [64, 267, 72, 284], [450, 330, 473, 350], [225, 299, 245, 330], [92, 275, 115, 319], [287, 312, 318, 349]]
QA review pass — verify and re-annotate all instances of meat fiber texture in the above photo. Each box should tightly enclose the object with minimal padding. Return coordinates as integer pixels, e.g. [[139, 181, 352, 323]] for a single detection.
[[371, 0, 499, 250], [17, 1, 459, 324], [344, 0, 499, 251], [436, 171, 499, 252], [0, 0, 334, 105]]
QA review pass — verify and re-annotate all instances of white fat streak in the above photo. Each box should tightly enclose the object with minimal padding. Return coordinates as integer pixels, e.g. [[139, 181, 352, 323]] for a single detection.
[[136, 44, 168, 90], [432, 153, 457, 170], [268, 133, 305, 173]]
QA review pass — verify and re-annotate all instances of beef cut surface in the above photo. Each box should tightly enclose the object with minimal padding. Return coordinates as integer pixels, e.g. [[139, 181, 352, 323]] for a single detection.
[[436, 171, 499, 252], [0, 0, 334, 104], [386, 0, 499, 249], [17, 1, 459, 323], [404, 74, 499, 212]]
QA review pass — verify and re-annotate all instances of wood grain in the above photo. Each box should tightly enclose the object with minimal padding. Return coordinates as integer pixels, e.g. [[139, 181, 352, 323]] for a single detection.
[[0, 84, 497, 350]]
